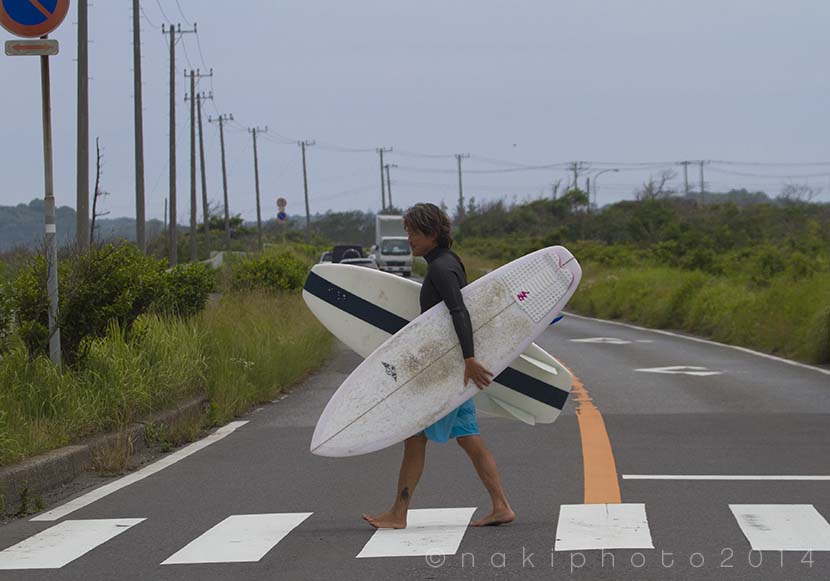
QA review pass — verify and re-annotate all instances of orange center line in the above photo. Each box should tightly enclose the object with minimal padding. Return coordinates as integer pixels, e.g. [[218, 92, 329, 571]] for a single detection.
[[568, 369, 621, 504], [27, 0, 53, 19]]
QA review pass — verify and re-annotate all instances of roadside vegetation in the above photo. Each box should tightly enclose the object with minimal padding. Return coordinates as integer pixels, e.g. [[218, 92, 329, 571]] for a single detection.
[[452, 189, 830, 365], [0, 242, 332, 468]]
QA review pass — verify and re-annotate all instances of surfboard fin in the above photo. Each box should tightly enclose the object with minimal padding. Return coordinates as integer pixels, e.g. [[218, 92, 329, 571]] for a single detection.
[[489, 397, 537, 426]]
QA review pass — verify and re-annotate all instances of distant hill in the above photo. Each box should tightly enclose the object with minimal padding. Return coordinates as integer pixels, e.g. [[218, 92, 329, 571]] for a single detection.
[[0, 199, 164, 251]]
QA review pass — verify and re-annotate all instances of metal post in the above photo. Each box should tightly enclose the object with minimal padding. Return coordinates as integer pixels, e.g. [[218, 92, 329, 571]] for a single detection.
[[167, 25, 177, 266], [188, 71, 197, 261], [210, 114, 233, 251], [300, 140, 314, 240], [132, 0, 146, 252], [197, 94, 210, 257], [40, 46, 61, 367], [250, 127, 266, 252], [76, 0, 89, 250], [455, 154, 468, 219]]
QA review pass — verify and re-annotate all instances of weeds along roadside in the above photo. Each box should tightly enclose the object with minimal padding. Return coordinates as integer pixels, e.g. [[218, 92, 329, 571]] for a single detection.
[[454, 241, 830, 366], [0, 243, 334, 468]]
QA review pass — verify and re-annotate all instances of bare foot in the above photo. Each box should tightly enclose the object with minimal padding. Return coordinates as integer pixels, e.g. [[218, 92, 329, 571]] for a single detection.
[[471, 508, 515, 527], [362, 511, 407, 529]]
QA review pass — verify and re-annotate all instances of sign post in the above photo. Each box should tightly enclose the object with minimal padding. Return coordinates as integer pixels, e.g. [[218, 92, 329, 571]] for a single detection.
[[277, 197, 288, 244], [2, 0, 71, 367]]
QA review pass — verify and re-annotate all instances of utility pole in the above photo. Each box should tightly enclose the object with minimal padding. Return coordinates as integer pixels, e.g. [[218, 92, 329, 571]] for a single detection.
[[185, 69, 213, 260], [299, 140, 315, 241], [132, 0, 146, 252], [185, 70, 197, 262], [699, 160, 706, 205], [586, 178, 591, 211], [77, 0, 89, 250], [569, 161, 589, 191], [376, 147, 392, 211], [196, 90, 213, 257], [455, 153, 469, 220], [249, 126, 268, 251], [164, 197, 168, 230], [684, 161, 691, 196], [384, 163, 398, 209], [209, 113, 234, 251], [162, 23, 196, 267]]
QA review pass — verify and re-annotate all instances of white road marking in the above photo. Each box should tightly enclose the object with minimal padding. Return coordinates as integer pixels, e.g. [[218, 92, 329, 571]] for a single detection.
[[624, 474, 830, 481], [31, 421, 249, 522], [730, 505, 830, 551], [554, 504, 654, 551], [635, 340, 654, 343], [356, 508, 476, 558], [635, 365, 722, 376], [565, 312, 830, 377], [0, 518, 145, 570], [570, 337, 632, 344], [162, 513, 312, 565]]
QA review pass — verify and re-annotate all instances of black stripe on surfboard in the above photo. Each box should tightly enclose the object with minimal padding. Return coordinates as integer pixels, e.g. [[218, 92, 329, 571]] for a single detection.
[[303, 270, 569, 410], [304, 270, 409, 335]]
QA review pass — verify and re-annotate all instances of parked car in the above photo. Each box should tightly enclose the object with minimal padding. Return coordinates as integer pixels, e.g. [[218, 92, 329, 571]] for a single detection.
[[332, 245, 365, 263], [340, 257, 379, 269], [319, 251, 333, 263]]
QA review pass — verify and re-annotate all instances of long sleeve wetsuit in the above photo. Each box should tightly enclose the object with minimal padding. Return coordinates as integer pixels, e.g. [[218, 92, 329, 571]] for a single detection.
[[420, 246, 475, 359]]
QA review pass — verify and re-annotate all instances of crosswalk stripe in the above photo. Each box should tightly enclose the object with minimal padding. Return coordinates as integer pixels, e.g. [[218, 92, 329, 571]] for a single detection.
[[555, 504, 654, 551], [0, 519, 145, 570], [161, 513, 313, 565], [356, 508, 476, 558], [730, 504, 830, 551]]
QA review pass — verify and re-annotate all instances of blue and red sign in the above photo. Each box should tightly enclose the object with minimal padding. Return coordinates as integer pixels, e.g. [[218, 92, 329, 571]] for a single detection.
[[0, 0, 69, 38], [277, 211, 288, 223]]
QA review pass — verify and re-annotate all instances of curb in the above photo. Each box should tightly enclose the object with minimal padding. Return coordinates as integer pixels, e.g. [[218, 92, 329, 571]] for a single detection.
[[0, 396, 209, 516]]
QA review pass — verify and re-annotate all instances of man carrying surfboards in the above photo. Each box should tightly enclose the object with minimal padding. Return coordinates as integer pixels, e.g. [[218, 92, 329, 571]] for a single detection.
[[362, 203, 516, 529]]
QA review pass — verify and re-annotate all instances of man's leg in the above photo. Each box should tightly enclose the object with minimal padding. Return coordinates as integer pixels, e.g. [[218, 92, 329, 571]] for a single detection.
[[457, 435, 515, 526], [362, 432, 427, 529]]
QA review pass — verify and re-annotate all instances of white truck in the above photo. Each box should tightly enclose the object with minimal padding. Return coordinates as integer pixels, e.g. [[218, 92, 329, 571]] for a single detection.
[[372, 214, 412, 277]]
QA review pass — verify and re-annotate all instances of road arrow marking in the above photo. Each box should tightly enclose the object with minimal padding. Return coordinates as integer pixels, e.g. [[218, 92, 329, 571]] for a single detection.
[[636, 365, 722, 376]]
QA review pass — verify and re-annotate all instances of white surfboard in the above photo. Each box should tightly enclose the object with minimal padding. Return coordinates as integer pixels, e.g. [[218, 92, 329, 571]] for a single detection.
[[308, 246, 582, 457], [302, 262, 573, 426]]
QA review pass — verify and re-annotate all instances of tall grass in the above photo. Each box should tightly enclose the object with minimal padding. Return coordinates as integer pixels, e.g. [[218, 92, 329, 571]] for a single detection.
[[452, 248, 829, 365], [200, 291, 333, 423], [569, 267, 830, 364], [0, 291, 334, 466]]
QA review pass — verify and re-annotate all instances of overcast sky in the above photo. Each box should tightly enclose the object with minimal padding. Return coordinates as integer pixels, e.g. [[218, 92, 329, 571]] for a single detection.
[[2, 0, 829, 222]]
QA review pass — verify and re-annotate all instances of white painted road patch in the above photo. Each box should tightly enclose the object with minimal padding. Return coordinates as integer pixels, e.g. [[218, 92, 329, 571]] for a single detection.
[[730, 505, 830, 551], [635, 365, 722, 377], [356, 508, 476, 558], [555, 504, 654, 551], [162, 513, 313, 564], [570, 337, 632, 344], [0, 519, 145, 570]]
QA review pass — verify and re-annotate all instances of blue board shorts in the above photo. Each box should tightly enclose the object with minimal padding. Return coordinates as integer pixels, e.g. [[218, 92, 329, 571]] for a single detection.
[[423, 399, 480, 443]]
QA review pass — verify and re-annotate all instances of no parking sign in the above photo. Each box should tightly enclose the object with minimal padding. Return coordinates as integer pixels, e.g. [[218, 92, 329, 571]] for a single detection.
[[0, 0, 70, 38]]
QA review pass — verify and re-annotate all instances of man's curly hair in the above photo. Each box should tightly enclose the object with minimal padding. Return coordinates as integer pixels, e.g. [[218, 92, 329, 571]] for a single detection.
[[402, 203, 453, 248]]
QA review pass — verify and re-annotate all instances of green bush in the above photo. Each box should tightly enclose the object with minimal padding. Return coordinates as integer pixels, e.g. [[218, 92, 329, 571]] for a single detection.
[[13, 244, 166, 363], [0, 282, 14, 352], [230, 252, 309, 293], [153, 262, 216, 318]]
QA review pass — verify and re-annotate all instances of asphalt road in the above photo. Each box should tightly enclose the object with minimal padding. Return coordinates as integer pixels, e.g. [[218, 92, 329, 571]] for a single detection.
[[1, 314, 828, 580]]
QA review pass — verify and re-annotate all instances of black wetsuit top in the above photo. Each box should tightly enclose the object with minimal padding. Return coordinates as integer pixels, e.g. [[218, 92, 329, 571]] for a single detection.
[[420, 246, 475, 359]]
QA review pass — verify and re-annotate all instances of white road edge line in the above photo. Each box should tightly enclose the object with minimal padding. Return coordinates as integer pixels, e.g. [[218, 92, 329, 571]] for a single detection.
[[623, 475, 830, 481], [31, 421, 249, 522], [564, 312, 830, 376]]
